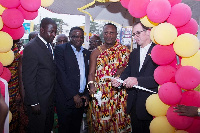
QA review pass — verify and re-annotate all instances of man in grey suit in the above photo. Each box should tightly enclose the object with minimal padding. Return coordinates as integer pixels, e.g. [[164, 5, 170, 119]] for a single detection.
[[54, 27, 90, 133], [22, 17, 57, 133], [112, 22, 158, 133]]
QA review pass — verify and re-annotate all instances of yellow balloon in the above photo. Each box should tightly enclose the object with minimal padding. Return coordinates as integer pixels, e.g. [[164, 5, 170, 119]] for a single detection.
[[0, 4, 6, 15], [109, 0, 120, 2], [9, 110, 12, 123], [175, 130, 188, 133], [41, 0, 54, 7], [181, 50, 200, 70], [0, 31, 13, 53], [140, 16, 159, 28], [150, 116, 175, 133], [0, 16, 3, 30], [173, 33, 199, 58], [150, 26, 158, 44], [0, 50, 14, 66], [146, 94, 170, 117], [154, 23, 177, 45], [194, 84, 200, 92]]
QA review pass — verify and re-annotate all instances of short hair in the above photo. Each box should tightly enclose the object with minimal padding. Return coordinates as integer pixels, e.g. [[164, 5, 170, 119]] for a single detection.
[[28, 31, 38, 41], [40, 17, 57, 29], [103, 23, 117, 32], [56, 34, 68, 41], [133, 21, 151, 30], [69, 27, 84, 37], [91, 35, 101, 40]]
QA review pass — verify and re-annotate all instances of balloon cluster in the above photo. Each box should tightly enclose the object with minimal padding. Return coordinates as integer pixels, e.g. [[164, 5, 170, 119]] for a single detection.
[[0, 0, 54, 126], [120, 0, 200, 132]]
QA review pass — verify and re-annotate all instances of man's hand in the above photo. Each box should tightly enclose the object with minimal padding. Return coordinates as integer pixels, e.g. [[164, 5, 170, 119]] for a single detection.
[[174, 105, 198, 117], [81, 96, 89, 107], [89, 86, 98, 95], [73, 94, 83, 108], [123, 77, 138, 88], [111, 77, 121, 88], [31, 104, 41, 115]]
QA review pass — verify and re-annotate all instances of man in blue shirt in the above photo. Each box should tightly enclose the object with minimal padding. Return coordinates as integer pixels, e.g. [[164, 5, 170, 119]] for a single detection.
[[54, 27, 90, 133]]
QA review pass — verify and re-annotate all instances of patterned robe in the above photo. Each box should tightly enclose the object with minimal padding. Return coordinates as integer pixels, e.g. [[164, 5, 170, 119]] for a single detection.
[[89, 42, 132, 133], [8, 44, 28, 133]]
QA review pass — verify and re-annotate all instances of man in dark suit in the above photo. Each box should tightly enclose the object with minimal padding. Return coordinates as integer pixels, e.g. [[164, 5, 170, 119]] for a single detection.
[[54, 27, 90, 133], [112, 22, 158, 133], [22, 17, 57, 133]]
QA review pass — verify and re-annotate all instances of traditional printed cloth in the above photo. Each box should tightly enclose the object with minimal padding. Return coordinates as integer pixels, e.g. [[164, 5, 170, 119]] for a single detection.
[[89, 42, 132, 133], [7, 43, 28, 133]]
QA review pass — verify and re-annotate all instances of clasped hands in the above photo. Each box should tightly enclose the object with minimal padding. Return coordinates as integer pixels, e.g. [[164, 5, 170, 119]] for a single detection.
[[111, 77, 138, 88]]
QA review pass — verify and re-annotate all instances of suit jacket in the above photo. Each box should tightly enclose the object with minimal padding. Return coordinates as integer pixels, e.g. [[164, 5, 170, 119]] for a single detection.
[[120, 43, 158, 120], [22, 36, 56, 112], [54, 43, 90, 108]]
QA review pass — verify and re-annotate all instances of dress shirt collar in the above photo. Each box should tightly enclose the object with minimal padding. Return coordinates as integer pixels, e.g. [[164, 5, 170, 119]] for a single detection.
[[38, 34, 47, 46], [71, 44, 84, 53], [140, 42, 152, 51]]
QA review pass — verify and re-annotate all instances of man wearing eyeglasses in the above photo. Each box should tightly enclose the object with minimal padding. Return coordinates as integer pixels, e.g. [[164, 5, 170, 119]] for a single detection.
[[88, 35, 102, 52], [54, 27, 90, 133], [112, 22, 158, 133]]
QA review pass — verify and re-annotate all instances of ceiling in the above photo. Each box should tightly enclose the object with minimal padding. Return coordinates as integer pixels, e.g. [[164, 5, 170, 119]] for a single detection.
[[45, 0, 200, 24]]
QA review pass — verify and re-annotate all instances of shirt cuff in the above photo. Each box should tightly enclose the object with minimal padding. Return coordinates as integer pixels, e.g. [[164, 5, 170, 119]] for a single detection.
[[31, 103, 39, 106]]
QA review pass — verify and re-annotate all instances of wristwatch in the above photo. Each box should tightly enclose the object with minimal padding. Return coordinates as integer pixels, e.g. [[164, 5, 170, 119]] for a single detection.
[[197, 107, 200, 116]]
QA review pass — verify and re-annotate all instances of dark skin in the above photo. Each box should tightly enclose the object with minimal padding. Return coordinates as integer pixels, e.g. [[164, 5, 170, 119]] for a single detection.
[[69, 29, 89, 108], [0, 93, 8, 133], [31, 23, 57, 115], [174, 105, 199, 117], [88, 25, 125, 95], [88, 35, 102, 51], [56, 34, 68, 45]]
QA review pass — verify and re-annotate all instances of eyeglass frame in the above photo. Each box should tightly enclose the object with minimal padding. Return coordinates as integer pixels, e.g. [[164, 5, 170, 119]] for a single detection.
[[132, 30, 146, 37]]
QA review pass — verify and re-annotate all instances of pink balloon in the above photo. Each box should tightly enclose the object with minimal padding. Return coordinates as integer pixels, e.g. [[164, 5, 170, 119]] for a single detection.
[[2, 8, 24, 29], [186, 118, 200, 133], [158, 82, 182, 105], [175, 66, 200, 90], [0, 62, 3, 76], [120, 0, 130, 9], [146, 0, 171, 23], [0, 0, 20, 8], [18, 5, 38, 20], [167, 3, 192, 27], [151, 44, 176, 65], [128, 0, 150, 18], [177, 18, 198, 36], [0, 81, 5, 98], [169, 56, 182, 69], [0, 67, 11, 82], [2, 25, 25, 40], [167, 105, 194, 129], [168, 0, 182, 7], [180, 90, 200, 107], [154, 65, 176, 85], [20, 0, 41, 12]]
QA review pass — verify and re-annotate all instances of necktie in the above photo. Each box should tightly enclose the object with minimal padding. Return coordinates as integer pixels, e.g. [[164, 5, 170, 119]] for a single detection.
[[46, 43, 52, 54]]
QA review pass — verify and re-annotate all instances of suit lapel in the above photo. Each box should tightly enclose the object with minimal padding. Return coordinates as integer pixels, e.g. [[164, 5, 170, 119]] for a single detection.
[[133, 48, 140, 75], [65, 43, 79, 70], [36, 37, 53, 60]]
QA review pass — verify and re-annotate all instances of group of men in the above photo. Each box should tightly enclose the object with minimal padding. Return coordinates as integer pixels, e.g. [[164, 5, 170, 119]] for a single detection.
[[22, 17, 157, 133], [1, 17, 197, 133]]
